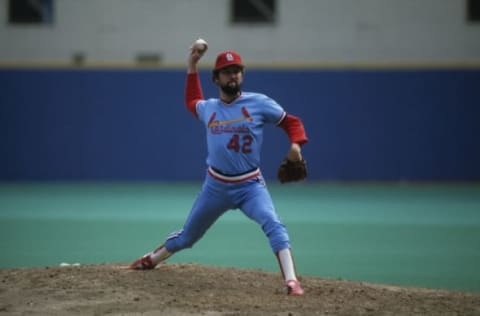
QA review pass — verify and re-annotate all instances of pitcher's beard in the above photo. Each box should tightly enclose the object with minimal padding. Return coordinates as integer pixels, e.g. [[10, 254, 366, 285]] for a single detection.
[[221, 83, 241, 96]]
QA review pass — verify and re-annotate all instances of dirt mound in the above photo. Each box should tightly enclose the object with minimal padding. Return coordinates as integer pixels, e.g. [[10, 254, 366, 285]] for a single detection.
[[1, 263, 479, 316]]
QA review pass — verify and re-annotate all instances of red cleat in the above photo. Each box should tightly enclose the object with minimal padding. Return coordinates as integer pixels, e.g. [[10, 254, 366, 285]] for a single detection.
[[285, 279, 304, 296], [129, 255, 156, 270]]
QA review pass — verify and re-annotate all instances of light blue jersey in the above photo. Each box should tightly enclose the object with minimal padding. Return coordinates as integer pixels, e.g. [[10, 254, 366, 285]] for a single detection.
[[196, 92, 286, 175]]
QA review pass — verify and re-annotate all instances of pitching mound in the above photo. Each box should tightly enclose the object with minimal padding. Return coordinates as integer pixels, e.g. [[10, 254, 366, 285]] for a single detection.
[[0, 263, 479, 316]]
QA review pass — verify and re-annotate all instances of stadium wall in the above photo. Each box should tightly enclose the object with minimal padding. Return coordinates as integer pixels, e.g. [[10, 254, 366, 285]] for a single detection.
[[1, 67, 479, 181]]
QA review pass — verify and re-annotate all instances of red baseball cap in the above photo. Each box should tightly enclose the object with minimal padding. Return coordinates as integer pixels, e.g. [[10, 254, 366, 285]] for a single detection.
[[214, 51, 244, 72]]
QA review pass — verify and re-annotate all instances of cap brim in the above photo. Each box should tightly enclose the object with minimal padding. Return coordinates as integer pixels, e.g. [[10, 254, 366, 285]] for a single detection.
[[214, 62, 245, 72]]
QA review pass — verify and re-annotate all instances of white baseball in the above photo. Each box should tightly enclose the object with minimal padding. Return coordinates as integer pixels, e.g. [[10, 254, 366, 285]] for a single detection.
[[193, 38, 208, 52]]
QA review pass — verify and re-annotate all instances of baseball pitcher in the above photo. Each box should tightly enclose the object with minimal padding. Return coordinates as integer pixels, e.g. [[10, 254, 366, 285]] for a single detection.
[[130, 39, 308, 296]]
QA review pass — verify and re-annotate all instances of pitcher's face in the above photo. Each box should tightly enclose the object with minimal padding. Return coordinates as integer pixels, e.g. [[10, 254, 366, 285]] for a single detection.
[[217, 66, 244, 96]]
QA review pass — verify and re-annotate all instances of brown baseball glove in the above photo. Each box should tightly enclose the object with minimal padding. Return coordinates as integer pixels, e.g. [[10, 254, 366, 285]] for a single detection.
[[277, 158, 307, 183]]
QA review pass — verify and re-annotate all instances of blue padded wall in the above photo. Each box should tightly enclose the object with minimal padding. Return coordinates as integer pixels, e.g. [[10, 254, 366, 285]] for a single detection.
[[1, 68, 479, 181]]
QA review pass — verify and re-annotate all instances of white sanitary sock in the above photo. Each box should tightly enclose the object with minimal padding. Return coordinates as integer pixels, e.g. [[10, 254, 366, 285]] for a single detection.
[[277, 248, 297, 281], [149, 244, 172, 265]]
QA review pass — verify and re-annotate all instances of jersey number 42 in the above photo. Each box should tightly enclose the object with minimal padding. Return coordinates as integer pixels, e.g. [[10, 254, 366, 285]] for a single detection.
[[227, 134, 253, 154]]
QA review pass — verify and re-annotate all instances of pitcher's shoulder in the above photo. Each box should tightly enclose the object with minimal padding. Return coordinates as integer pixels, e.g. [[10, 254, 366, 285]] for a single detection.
[[241, 92, 272, 102]]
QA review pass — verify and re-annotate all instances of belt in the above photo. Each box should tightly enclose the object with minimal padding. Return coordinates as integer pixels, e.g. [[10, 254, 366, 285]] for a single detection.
[[208, 166, 260, 183]]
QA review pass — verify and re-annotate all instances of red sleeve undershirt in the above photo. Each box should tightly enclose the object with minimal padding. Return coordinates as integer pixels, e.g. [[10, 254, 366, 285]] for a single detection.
[[185, 72, 204, 117], [279, 114, 309, 146]]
